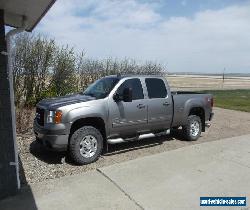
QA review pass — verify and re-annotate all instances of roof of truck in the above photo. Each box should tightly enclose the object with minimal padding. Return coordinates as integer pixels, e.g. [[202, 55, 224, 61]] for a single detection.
[[105, 74, 164, 79]]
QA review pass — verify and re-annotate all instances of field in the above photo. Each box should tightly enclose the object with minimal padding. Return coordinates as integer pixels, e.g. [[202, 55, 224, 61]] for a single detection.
[[168, 74, 250, 112], [201, 89, 250, 112], [167, 75, 250, 90]]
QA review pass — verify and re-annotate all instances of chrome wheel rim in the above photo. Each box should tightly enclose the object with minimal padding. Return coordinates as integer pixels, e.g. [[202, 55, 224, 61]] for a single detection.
[[79, 135, 97, 158], [190, 121, 200, 137]]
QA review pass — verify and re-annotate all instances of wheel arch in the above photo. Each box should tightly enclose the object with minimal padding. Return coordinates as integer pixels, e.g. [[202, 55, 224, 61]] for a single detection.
[[69, 117, 106, 141], [189, 107, 205, 132]]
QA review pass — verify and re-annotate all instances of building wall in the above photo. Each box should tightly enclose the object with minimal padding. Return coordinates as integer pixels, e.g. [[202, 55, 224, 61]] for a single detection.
[[0, 9, 18, 199]]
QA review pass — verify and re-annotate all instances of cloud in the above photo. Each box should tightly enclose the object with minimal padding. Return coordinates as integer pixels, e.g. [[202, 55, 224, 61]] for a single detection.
[[181, 0, 187, 7], [37, 0, 250, 73]]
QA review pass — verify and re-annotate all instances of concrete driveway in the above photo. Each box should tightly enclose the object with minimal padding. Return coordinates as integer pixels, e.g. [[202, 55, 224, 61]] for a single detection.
[[1, 134, 250, 210]]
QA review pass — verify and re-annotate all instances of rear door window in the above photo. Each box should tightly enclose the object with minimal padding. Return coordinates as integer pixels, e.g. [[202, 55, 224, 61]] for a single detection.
[[145, 78, 167, 99]]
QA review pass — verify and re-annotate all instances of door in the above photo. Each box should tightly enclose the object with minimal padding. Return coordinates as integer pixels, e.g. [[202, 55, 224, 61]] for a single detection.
[[145, 78, 173, 130], [108, 78, 148, 138]]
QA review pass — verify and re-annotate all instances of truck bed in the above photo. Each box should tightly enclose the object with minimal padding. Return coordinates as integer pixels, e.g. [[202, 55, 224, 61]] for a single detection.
[[171, 91, 203, 95], [171, 92, 213, 127]]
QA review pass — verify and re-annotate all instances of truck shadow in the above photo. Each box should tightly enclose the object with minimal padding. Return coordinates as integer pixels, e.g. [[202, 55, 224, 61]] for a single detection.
[[104, 130, 191, 156], [104, 134, 175, 156], [30, 140, 67, 164], [29, 130, 186, 165]]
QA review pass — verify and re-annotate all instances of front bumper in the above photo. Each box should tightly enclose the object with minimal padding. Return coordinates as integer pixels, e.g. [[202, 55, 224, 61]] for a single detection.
[[33, 120, 70, 151]]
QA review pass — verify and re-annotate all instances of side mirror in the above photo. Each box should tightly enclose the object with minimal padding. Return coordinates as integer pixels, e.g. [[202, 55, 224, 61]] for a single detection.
[[123, 87, 132, 102], [113, 93, 121, 102]]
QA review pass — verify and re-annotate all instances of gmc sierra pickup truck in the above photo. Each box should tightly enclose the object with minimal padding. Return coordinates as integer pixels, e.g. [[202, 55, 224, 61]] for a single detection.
[[34, 75, 214, 165]]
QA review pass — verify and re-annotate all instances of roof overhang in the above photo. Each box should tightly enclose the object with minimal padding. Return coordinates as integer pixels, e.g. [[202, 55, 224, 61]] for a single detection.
[[0, 0, 56, 31]]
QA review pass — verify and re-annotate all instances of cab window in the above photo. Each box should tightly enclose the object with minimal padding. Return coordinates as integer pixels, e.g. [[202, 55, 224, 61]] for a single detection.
[[117, 79, 144, 100], [145, 78, 167, 98]]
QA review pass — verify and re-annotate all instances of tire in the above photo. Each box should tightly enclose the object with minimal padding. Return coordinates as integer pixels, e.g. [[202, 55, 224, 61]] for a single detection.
[[69, 126, 103, 165], [35, 136, 43, 145], [182, 115, 202, 141]]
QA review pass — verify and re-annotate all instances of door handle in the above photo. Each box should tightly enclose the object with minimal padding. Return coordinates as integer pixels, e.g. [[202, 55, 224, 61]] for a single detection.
[[137, 104, 146, 109], [163, 101, 170, 106]]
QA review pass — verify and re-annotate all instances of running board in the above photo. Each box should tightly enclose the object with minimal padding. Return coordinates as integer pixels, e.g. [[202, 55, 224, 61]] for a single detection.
[[107, 129, 170, 145]]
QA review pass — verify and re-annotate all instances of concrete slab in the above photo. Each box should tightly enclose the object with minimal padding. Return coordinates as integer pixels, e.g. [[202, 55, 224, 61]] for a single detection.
[[100, 134, 250, 210], [0, 171, 140, 210]]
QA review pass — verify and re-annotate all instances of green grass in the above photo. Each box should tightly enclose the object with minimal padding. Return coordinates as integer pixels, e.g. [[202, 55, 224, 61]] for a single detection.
[[200, 89, 250, 112]]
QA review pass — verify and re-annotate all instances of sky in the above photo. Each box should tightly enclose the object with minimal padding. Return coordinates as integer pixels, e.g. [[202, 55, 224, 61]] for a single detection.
[[36, 0, 250, 73]]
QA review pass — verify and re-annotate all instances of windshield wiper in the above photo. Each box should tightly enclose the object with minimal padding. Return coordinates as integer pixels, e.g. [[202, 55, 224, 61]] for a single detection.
[[82, 92, 95, 97]]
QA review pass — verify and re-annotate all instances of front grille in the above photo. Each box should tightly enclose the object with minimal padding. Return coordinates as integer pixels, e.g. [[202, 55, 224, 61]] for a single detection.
[[36, 107, 45, 126]]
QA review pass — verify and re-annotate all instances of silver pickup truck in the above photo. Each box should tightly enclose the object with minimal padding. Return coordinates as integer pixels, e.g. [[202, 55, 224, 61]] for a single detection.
[[34, 75, 214, 165]]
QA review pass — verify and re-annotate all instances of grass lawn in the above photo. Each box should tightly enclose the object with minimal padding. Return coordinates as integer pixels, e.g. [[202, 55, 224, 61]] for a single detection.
[[200, 89, 250, 112]]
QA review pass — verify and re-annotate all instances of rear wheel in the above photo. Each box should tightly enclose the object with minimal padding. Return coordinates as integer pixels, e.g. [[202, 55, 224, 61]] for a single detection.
[[69, 126, 103, 165], [182, 115, 201, 141]]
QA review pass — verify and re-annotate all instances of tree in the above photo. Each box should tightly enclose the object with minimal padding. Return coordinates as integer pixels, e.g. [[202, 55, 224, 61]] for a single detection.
[[51, 46, 77, 96]]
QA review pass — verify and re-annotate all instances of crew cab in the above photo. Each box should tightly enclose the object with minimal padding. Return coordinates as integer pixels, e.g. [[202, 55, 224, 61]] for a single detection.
[[34, 75, 214, 165]]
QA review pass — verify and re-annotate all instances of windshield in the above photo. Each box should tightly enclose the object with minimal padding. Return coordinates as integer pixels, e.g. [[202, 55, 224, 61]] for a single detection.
[[82, 77, 120, 99]]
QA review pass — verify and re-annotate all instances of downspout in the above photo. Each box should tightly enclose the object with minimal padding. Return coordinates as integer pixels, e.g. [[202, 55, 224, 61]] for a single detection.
[[5, 16, 27, 190]]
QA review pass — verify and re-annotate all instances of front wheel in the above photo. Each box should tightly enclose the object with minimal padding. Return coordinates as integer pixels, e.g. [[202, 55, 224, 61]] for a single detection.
[[69, 126, 103, 165], [182, 115, 202, 141]]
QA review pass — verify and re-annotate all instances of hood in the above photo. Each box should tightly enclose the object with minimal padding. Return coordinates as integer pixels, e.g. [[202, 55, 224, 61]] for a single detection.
[[37, 93, 95, 110]]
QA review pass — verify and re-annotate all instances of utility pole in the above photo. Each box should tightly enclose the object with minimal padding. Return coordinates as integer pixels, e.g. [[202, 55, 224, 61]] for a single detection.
[[222, 67, 226, 88]]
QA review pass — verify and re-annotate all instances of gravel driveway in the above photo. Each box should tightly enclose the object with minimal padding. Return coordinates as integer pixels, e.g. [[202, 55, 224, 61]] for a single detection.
[[17, 107, 250, 185]]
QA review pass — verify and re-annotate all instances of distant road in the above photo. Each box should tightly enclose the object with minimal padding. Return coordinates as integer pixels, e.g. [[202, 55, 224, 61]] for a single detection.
[[167, 74, 250, 90]]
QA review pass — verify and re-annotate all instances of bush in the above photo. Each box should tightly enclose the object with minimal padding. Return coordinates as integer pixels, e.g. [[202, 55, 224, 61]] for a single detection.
[[16, 107, 35, 134]]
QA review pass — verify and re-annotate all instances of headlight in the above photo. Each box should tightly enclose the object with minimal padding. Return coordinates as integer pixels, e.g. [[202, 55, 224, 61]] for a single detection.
[[46, 110, 63, 124]]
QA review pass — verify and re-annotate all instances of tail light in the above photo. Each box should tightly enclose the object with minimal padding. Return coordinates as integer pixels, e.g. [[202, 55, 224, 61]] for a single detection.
[[211, 97, 214, 108], [205, 97, 214, 108]]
